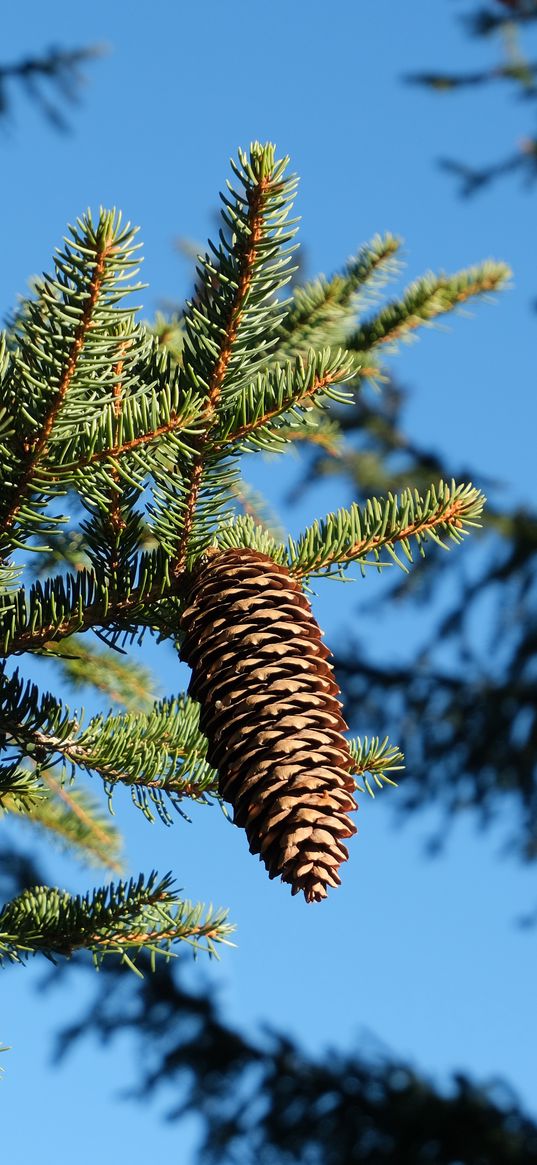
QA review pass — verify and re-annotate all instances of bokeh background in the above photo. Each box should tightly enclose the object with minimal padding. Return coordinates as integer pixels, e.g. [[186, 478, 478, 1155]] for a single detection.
[[2, 2, 536, 1161]]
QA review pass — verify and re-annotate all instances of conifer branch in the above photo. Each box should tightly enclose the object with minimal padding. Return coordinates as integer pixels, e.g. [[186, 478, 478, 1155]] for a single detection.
[[42, 696, 217, 825], [38, 636, 157, 711], [170, 147, 287, 575], [349, 736, 404, 797], [288, 481, 485, 578], [145, 144, 299, 572], [0, 142, 508, 951], [104, 342, 130, 554], [2, 671, 217, 825], [348, 261, 511, 351], [215, 515, 289, 564], [275, 233, 401, 356], [70, 410, 200, 472], [0, 211, 147, 562], [5, 773, 123, 872], [214, 349, 365, 453], [0, 873, 233, 969], [53, 339, 202, 482], [0, 762, 45, 812], [1, 225, 112, 545], [1, 550, 181, 657]]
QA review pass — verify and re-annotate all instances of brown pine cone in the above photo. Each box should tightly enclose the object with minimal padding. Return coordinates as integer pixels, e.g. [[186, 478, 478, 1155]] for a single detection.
[[180, 548, 357, 902]]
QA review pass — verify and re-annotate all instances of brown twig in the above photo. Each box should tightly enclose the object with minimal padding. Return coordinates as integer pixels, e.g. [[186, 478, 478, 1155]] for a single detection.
[[58, 412, 195, 473], [4, 575, 178, 655], [105, 348, 129, 551]]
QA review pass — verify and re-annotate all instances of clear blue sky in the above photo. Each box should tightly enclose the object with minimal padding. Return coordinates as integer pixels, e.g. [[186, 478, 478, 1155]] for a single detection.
[[2, 3, 536, 1161]]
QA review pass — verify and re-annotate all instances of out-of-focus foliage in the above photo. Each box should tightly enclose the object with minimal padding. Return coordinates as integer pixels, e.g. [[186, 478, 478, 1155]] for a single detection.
[[407, 1, 537, 194], [0, 45, 105, 133], [295, 378, 537, 863], [53, 954, 537, 1164]]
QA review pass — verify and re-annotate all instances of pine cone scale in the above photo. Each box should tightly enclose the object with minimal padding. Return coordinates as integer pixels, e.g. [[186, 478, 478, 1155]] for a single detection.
[[200, 704, 350, 757], [194, 663, 342, 701], [183, 631, 331, 679], [180, 548, 358, 903]]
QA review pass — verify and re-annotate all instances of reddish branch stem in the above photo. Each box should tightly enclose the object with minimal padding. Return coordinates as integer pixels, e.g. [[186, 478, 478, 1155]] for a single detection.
[[2, 237, 111, 540], [171, 177, 269, 577]]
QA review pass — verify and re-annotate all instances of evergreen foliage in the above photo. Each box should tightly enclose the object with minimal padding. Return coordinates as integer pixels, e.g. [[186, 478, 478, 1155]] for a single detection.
[[407, 2, 537, 194], [56, 954, 537, 1165], [0, 143, 508, 969], [4, 772, 123, 872], [0, 873, 232, 971], [287, 481, 485, 579]]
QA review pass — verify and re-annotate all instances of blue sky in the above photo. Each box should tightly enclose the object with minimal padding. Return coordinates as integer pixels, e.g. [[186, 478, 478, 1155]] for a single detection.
[[2, 2, 536, 1161]]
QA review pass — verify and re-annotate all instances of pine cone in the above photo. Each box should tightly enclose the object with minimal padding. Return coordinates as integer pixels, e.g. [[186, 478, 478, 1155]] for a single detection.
[[180, 548, 357, 902]]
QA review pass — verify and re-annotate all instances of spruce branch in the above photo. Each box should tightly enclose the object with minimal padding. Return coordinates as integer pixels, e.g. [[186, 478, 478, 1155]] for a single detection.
[[0, 210, 145, 559], [214, 348, 364, 453], [0, 761, 45, 813], [1, 668, 78, 754], [348, 261, 511, 352], [0, 473, 481, 656], [215, 515, 288, 564], [78, 335, 151, 590], [288, 481, 485, 578], [57, 695, 218, 825], [349, 736, 404, 797], [0, 873, 233, 969], [55, 335, 202, 487], [275, 233, 401, 356], [0, 548, 178, 657], [5, 220, 112, 515], [4, 774, 123, 873], [37, 636, 158, 711], [0, 141, 508, 937], [1, 670, 217, 825], [149, 143, 299, 573]]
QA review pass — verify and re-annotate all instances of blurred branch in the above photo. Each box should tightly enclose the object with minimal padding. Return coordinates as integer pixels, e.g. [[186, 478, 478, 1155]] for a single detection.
[[4, 772, 124, 873], [406, 2, 537, 196], [37, 635, 159, 712], [52, 955, 537, 1163], [464, 3, 537, 38], [0, 844, 44, 902], [0, 44, 106, 132], [406, 61, 537, 93], [292, 378, 537, 866], [438, 141, 537, 197]]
